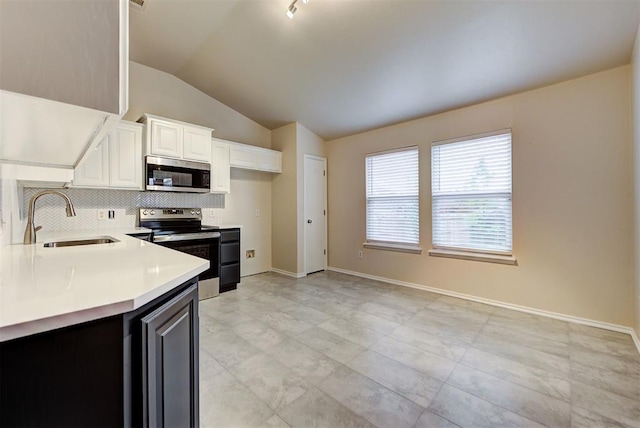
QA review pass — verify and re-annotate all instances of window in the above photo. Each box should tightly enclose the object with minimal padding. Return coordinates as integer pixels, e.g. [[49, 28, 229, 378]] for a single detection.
[[431, 130, 512, 256], [365, 147, 419, 249]]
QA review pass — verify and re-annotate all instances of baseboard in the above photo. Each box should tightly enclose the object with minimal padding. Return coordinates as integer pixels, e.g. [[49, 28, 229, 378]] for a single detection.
[[270, 268, 306, 279], [328, 266, 640, 356], [632, 329, 640, 355]]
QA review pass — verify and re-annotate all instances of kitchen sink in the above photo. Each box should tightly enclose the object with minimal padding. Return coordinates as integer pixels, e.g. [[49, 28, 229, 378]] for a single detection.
[[43, 237, 120, 248]]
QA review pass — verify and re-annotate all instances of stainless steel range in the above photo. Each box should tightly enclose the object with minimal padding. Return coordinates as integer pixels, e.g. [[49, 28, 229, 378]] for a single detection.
[[139, 208, 220, 299]]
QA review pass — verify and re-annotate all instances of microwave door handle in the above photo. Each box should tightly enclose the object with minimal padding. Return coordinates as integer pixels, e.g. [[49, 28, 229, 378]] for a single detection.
[[153, 232, 221, 243]]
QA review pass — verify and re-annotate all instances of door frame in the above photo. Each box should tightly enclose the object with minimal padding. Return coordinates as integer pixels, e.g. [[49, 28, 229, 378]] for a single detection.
[[303, 154, 328, 274]]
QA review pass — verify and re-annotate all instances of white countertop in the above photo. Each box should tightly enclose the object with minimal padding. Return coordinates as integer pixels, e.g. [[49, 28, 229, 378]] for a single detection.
[[0, 229, 209, 342]]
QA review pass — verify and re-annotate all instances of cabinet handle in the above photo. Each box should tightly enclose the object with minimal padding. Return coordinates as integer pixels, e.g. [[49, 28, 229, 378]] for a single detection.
[[307, 219, 312, 223]]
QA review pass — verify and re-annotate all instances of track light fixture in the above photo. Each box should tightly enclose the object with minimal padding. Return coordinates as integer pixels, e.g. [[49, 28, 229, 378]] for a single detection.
[[286, 0, 308, 19], [287, 2, 297, 18]]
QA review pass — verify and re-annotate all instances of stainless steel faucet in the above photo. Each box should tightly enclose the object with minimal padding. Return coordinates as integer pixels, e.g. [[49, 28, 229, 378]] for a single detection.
[[23, 190, 76, 244]]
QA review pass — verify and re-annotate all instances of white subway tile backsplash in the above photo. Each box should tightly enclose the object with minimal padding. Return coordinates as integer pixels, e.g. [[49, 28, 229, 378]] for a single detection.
[[23, 188, 224, 231]]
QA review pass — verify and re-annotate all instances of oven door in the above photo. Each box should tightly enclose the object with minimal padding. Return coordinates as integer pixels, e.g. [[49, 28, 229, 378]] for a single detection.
[[154, 232, 220, 298]]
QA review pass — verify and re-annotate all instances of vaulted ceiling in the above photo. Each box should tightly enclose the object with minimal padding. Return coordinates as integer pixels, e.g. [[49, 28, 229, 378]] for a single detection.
[[130, 0, 640, 140]]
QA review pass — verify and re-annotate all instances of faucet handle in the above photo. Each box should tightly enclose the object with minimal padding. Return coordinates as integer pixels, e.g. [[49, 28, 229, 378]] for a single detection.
[[35, 226, 42, 232]]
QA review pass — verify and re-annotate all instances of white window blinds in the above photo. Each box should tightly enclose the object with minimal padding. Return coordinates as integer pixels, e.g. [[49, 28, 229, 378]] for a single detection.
[[366, 147, 419, 245], [431, 131, 512, 254]]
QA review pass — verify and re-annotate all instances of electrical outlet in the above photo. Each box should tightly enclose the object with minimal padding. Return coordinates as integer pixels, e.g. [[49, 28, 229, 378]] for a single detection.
[[255, 209, 260, 217], [97, 210, 107, 220], [358, 250, 364, 259], [246, 249, 255, 259]]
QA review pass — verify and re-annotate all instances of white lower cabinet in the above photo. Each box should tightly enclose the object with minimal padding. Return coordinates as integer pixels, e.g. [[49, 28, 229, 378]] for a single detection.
[[211, 139, 231, 194], [74, 121, 143, 190]]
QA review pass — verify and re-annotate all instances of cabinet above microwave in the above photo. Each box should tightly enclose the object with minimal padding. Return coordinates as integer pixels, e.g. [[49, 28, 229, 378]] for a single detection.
[[139, 114, 214, 163]]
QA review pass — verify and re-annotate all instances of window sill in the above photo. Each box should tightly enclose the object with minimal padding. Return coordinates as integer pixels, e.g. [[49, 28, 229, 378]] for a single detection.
[[363, 242, 423, 254], [428, 249, 517, 265]]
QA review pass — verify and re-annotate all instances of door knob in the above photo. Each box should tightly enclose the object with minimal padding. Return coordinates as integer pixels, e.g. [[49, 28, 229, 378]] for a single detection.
[[307, 219, 312, 223]]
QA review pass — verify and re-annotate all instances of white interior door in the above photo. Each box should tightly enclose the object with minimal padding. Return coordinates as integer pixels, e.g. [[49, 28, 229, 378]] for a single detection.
[[304, 155, 327, 274]]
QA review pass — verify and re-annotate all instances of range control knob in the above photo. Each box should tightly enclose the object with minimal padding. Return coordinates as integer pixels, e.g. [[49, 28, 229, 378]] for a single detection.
[[190, 210, 196, 215], [195, 210, 201, 215], [142, 210, 148, 215], [150, 210, 155, 215]]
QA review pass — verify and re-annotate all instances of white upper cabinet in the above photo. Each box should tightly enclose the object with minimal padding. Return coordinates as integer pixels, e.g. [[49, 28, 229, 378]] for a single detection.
[[109, 122, 143, 189], [229, 143, 282, 173], [73, 121, 143, 190], [74, 136, 110, 187], [257, 149, 282, 173], [211, 139, 232, 194], [229, 144, 258, 170], [183, 126, 212, 162], [0, 0, 128, 168], [150, 120, 183, 158], [141, 114, 212, 162]]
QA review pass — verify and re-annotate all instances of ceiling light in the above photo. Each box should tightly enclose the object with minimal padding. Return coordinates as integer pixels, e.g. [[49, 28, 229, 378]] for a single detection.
[[287, 3, 297, 19], [302, 0, 309, 3]]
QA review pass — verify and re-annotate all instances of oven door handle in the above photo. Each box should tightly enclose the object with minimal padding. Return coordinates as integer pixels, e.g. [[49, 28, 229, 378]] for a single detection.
[[153, 232, 221, 243]]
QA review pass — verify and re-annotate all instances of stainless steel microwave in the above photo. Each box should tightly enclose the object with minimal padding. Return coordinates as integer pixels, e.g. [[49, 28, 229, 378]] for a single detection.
[[145, 156, 210, 193]]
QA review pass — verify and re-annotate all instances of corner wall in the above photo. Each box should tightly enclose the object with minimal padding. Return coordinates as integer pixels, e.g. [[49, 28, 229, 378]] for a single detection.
[[271, 124, 298, 274], [271, 123, 326, 276], [327, 66, 634, 327]]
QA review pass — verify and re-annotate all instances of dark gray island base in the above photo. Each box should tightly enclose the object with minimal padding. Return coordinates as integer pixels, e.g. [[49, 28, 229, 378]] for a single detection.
[[0, 278, 199, 428]]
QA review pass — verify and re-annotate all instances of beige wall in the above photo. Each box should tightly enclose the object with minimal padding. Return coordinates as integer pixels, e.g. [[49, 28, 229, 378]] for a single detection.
[[632, 25, 640, 337], [125, 61, 273, 276], [328, 66, 634, 327], [271, 123, 326, 275], [0, 0, 121, 114], [271, 123, 298, 274], [125, 62, 271, 148]]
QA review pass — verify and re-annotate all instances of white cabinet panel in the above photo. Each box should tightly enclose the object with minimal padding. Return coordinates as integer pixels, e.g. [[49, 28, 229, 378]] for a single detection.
[[229, 143, 282, 173], [74, 136, 109, 187], [73, 121, 142, 190], [258, 149, 282, 173], [142, 114, 213, 163], [109, 122, 143, 189], [229, 144, 259, 169], [183, 126, 212, 162], [150, 120, 182, 158], [211, 140, 231, 194]]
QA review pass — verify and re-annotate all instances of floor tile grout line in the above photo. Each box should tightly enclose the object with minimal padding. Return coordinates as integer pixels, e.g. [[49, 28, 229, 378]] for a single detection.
[[204, 272, 637, 428]]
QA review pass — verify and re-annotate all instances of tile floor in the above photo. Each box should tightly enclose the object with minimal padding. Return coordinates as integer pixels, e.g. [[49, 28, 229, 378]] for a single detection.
[[197, 271, 640, 428]]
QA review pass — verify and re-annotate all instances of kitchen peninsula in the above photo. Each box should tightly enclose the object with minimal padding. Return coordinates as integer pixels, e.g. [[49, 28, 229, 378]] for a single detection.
[[0, 230, 208, 427]]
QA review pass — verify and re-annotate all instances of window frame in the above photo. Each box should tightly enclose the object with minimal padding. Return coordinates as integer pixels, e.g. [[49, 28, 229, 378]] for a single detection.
[[364, 146, 421, 253], [430, 129, 515, 263]]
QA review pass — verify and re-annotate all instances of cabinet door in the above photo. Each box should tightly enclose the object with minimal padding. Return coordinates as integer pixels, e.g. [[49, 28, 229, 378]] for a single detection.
[[73, 135, 109, 187], [150, 119, 183, 158], [229, 144, 258, 170], [210, 141, 231, 193], [258, 149, 282, 173], [142, 283, 199, 428], [183, 126, 211, 162], [109, 122, 143, 189]]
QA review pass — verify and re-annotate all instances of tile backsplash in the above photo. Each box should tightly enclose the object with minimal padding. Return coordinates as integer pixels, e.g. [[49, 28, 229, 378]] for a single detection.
[[23, 188, 224, 231]]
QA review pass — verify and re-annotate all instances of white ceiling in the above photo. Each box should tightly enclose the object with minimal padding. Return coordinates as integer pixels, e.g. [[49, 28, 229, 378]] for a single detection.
[[130, 0, 640, 141]]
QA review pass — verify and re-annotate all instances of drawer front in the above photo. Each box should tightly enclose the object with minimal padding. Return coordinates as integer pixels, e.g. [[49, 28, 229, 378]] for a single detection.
[[220, 242, 240, 264], [220, 263, 240, 286], [220, 229, 240, 243]]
